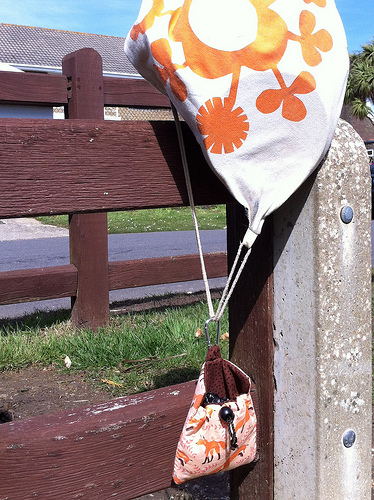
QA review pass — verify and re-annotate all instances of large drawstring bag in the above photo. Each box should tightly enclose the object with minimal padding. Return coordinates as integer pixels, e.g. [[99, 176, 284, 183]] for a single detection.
[[125, 0, 349, 248], [124, 0, 349, 484]]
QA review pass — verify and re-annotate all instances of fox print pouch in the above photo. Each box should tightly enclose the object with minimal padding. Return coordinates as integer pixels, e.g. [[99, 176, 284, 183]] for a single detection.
[[173, 344, 258, 484]]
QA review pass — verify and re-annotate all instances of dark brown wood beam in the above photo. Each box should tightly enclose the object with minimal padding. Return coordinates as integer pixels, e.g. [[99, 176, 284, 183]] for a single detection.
[[103, 77, 170, 108], [108, 252, 227, 290], [0, 253, 227, 306], [0, 119, 232, 218], [0, 72, 68, 105], [0, 265, 77, 305], [0, 70, 170, 109], [0, 381, 196, 500], [62, 48, 110, 330], [227, 204, 274, 500]]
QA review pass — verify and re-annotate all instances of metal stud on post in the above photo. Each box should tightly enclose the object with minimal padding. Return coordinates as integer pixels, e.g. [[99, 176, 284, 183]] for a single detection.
[[342, 429, 356, 449], [340, 205, 354, 224]]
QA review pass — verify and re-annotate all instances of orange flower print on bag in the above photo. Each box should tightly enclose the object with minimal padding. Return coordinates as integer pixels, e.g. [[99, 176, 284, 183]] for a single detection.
[[129, 0, 334, 145], [125, 0, 348, 249]]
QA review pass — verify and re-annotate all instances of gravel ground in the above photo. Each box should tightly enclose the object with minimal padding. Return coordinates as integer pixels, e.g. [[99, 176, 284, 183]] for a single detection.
[[0, 218, 68, 241]]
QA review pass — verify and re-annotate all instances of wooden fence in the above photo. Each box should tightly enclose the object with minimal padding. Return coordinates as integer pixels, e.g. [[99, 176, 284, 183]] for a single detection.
[[0, 49, 274, 499], [0, 48, 229, 329]]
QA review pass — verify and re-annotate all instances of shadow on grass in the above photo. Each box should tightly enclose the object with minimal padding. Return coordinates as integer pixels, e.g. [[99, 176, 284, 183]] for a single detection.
[[152, 366, 200, 390], [0, 308, 71, 335], [0, 289, 225, 335], [103, 366, 200, 399], [110, 288, 224, 315]]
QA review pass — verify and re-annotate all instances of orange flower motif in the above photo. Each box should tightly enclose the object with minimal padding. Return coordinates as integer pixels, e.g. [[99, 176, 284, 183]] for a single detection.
[[130, 0, 173, 41], [129, 0, 336, 149], [151, 39, 187, 102], [297, 10, 333, 66], [196, 98, 249, 154], [303, 0, 327, 6], [256, 71, 316, 122]]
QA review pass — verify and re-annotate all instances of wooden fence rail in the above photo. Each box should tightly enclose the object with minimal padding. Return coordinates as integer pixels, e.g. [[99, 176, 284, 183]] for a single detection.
[[0, 118, 230, 315], [0, 49, 274, 499], [0, 67, 169, 108], [0, 88, 231, 322], [0, 119, 231, 217], [0, 253, 227, 306]]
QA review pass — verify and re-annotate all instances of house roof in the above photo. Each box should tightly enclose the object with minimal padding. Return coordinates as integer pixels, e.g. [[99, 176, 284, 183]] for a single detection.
[[0, 23, 139, 77]]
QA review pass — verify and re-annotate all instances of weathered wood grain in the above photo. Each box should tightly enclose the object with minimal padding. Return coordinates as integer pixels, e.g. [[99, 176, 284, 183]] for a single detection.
[[0, 72, 68, 105], [0, 265, 77, 305], [0, 254, 227, 305], [0, 119, 232, 218], [108, 252, 227, 290], [63, 48, 110, 330], [103, 77, 170, 108], [227, 205, 274, 500], [69, 212, 110, 329], [0, 69, 169, 109], [0, 381, 196, 499]]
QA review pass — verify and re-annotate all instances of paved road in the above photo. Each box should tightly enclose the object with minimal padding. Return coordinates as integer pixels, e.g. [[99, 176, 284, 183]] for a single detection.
[[1, 218, 373, 320], [0, 219, 227, 319]]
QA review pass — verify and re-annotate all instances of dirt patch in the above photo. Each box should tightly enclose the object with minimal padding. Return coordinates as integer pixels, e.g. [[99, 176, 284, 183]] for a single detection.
[[0, 366, 111, 420]]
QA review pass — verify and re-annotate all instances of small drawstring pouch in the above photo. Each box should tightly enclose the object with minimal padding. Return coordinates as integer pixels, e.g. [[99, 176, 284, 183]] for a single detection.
[[172, 325, 258, 485]]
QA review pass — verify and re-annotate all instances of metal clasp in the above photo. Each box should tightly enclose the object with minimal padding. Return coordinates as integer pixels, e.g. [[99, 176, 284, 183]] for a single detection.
[[204, 318, 220, 348]]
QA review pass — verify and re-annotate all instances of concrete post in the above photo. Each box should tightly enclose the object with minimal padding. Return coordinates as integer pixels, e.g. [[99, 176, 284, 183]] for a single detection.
[[273, 119, 372, 499]]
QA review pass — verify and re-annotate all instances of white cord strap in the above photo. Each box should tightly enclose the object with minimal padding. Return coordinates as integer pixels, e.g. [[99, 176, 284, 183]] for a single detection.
[[171, 103, 215, 319], [214, 241, 251, 321], [171, 103, 251, 328]]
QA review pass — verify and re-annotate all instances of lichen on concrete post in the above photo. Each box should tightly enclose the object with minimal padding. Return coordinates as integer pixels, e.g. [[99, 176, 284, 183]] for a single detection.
[[273, 119, 372, 499]]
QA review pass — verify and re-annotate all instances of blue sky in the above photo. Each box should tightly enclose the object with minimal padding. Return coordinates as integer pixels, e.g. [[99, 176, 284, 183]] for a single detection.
[[1, 0, 372, 54]]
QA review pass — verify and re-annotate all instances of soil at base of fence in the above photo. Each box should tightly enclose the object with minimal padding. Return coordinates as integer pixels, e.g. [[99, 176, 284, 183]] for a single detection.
[[0, 366, 229, 500]]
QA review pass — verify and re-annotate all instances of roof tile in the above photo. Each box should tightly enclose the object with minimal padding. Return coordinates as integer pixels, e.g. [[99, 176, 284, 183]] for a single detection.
[[0, 23, 138, 75]]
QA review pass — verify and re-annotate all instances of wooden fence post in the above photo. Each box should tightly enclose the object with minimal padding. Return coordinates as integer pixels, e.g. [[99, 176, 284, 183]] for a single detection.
[[227, 204, 274, 500], [62, 49, 110, 329]]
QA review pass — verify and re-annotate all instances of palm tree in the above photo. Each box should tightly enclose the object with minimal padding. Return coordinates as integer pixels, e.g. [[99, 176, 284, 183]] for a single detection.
[[344, 39, 374, 120]]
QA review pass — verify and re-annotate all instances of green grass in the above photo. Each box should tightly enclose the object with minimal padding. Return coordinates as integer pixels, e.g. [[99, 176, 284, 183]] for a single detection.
[[37, 205, 226, 234], [0, 300, 228, 396]]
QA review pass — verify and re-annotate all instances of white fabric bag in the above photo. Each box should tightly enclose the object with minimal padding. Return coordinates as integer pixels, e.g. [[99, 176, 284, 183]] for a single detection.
[[125, 0, 348, 248]]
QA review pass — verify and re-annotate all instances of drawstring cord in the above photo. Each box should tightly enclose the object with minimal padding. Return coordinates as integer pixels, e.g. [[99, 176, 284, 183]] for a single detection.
[[171, 102, 251, 338], [171, 103, 215, 320]]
